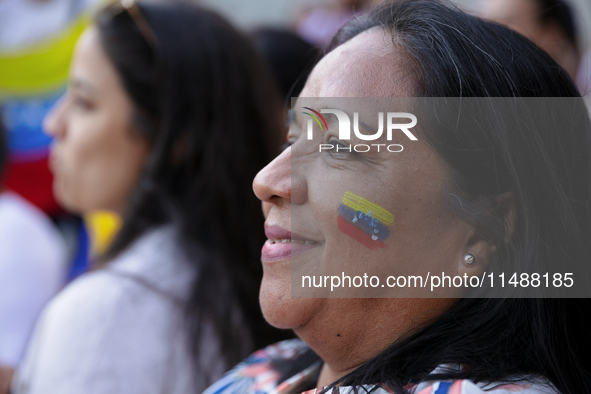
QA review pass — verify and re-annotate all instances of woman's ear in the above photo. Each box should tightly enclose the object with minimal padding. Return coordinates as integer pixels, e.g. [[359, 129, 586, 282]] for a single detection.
[[496, 191, 517, 244], [458, 191, 517, 277]]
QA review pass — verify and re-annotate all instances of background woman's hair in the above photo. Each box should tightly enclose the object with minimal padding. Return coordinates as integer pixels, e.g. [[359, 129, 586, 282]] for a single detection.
[[534, 0, 579, 50], [251, 27, 320, 101], [287, 1, 591, 393], [95, 2, 289, 388]]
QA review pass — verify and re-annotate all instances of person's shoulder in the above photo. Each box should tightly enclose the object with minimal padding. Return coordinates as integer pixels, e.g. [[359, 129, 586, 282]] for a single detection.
[[15, 268, 186, 388], [41, 226, 196, 331], [202, 339, 310, 394], [107, 226, 196, 301], [40, 265, 182, 336], [14, 268, 186, 394]]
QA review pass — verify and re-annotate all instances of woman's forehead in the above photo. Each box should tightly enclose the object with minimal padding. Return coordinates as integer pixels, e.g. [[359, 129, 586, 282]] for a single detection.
[[300, 28, 415, 98], [70, 26, 119, 95]]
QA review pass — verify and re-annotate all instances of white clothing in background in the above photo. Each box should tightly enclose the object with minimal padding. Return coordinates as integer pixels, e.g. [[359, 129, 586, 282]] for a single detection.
[[0, 0, 98, 51], [13, 226, 226, 394], [0, 191, 66, 367]]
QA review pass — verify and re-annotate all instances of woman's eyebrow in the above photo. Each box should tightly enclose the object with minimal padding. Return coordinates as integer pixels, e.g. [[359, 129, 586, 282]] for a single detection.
[[319, 106, 379, 136], [71, 77, 97, 94]]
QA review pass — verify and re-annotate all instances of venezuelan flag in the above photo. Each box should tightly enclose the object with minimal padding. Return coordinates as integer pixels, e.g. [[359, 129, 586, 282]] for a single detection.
[[337, 192, 394, 250], [0, 14, 91, 215]]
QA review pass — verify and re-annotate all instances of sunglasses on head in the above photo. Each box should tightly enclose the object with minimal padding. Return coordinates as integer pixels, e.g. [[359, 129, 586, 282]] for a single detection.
[[113, 0, 158, 47]]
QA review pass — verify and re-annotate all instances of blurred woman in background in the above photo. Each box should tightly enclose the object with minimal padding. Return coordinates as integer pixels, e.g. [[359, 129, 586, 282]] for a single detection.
[[481, 0, 581, 86], [12, 1, 287, 393]]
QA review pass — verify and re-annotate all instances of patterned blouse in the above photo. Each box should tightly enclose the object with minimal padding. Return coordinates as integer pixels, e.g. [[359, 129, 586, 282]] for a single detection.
[[203, 339, 559, 394]]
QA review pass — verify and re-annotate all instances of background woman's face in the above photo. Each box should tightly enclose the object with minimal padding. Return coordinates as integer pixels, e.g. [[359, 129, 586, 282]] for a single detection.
[[253, 29, 475, 352], [480, 0, 580, 78], [44, 27, 149, 214]]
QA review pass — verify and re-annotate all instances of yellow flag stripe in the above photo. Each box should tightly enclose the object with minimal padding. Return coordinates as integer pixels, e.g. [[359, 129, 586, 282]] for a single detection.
[[84, 211, 121, 256], [341, 191, 394, 225], [0, 15, 90, 97]]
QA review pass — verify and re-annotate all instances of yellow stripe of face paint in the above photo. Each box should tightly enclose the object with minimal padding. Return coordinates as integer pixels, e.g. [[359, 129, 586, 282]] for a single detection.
[[341, 191, 394, 225]]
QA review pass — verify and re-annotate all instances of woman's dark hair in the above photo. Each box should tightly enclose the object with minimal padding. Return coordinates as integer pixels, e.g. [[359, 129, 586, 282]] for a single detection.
[[286, 1, 591, 393], [95, 1, 289, 388]]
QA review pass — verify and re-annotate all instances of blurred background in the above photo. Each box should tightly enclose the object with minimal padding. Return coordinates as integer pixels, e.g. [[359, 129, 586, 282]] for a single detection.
[[1, 0, 590, 391]]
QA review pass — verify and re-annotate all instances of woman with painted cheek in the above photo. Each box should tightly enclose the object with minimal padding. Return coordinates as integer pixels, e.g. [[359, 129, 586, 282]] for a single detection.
[[203, 1, 591, 394], [11, 2, 289, 394]]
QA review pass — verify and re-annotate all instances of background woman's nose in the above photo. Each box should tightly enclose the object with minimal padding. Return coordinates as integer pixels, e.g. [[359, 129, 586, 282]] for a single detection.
[[43, 96, 67, 138]]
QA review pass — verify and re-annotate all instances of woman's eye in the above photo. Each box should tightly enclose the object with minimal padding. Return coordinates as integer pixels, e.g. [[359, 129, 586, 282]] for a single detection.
[[327, 136, 355, 159], [72, 95, 93, 110]]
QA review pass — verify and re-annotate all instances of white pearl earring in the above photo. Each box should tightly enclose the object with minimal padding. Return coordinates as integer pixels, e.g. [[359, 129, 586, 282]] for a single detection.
[[464, 254, 475, 266]]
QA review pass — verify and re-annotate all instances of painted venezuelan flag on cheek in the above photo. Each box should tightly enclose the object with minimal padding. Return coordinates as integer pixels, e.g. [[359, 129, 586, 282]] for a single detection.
[[337, 192, 394, 250]]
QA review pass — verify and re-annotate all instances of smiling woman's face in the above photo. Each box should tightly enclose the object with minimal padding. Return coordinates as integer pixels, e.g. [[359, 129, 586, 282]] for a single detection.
[[44, 27, 150, 215], [253, 29, 485, 369]]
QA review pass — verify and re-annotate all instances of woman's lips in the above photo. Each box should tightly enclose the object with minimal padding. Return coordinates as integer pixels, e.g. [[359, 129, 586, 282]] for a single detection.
[[48, 151, 60, 174], [261, 224, 319, 263]]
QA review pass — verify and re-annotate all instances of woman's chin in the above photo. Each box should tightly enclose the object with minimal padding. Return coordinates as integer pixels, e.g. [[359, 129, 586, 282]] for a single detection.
[[53, 184, 102, 216], [54, 186, 84, 215], [259, 280, 321, 330]]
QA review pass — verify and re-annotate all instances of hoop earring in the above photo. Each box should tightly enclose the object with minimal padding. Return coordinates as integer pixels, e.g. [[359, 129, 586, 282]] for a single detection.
[[464, 254, 475, 266]]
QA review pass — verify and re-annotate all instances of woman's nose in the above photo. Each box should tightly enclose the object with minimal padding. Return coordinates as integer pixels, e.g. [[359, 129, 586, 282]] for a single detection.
[[43, 95, 68, 139], [253, 146, 309, 207], [253, 148, 293, 204]]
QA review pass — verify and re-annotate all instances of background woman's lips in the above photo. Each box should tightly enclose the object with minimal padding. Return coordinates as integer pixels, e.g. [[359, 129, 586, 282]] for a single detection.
[[48, 154, 58, 173], [261, 224, 319, 263], [48, 148, 61, 171]]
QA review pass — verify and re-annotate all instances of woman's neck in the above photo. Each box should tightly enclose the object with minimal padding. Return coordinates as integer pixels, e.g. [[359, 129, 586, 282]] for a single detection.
[[294, 298, 457, 389], [316, 363, 357, 389]]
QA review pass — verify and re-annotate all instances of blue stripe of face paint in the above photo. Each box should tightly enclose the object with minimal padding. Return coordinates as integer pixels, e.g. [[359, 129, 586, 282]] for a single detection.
[[338, 204, 390, 241]]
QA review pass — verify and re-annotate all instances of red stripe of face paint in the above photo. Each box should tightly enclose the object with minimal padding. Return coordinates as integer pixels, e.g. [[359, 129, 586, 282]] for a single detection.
[[337, 215, 386, 250]]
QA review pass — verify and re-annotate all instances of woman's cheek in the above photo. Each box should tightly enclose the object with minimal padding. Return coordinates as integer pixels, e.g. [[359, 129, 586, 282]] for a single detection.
[[54, 128, 115, 212], [55, 145, 98, 212]]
